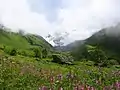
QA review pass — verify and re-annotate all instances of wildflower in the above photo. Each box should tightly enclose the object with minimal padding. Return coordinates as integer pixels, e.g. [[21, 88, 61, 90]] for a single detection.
[[56, 80, 59, 83], [80, 87, 84, 90], [39, 86, 48, 90], [58, 87, 63, 90], [90, 86, 95, 90], [116, 81, 120, 89], [80, 85, 84, 90], [66, 73, 71, 79], [103, 86, 112, 90], [57, 74, 63, 80], [50, 76, 55, 83], [86, 86, 91, 90], [74, 84, 80, 90], [12, 61, 15, 64]]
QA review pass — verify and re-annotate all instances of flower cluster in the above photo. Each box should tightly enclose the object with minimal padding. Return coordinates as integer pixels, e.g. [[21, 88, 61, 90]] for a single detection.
[[38, 69, 120, 90]]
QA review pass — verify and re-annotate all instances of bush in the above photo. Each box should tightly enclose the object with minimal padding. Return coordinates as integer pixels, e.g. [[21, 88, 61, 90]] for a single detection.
[[3, 46, 11, 54], [84, 45, 108, 66], [42, 48, 48, 58], [10, 49, 17, 56], [33, 48, 42, 59], [17, 49, 34, 57], [2, 46, 17, 56], [52, 54, 74, 64], [85, 61, 95, 66], [108, 59, 119, 65], [0, 44, 5, 50]]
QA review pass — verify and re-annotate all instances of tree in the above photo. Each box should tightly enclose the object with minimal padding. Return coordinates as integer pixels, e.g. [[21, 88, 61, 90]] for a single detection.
[[42, 48, 48, 58], [85, 45, 108, 66], [33, 48, 42, 59]]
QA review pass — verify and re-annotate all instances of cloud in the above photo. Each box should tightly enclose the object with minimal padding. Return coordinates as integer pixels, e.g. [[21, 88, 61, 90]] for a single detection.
[[28, 0, 64, 22], [0, 0, 120, 45]]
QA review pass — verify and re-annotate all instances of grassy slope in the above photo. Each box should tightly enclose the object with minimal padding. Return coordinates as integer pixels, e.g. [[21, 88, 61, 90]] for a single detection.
[[25, 34, 52, 49], [0, 30, 30, 49], [0, 30, 52, 50]]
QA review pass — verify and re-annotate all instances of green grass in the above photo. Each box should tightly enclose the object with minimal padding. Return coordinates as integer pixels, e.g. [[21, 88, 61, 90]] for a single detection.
[[0, 30, 52, 50], [0, 30, 30, 49]]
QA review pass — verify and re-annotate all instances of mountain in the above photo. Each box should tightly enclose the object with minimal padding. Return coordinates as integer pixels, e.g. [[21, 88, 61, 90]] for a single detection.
[[86, 25, 120, 57], [54, 40, 85, 51], [69, 24, 120, 63], [0, 28, 53, 50]]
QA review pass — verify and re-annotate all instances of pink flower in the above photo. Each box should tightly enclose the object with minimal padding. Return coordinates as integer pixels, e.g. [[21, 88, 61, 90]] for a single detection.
[[87, 86, 91, 90], [116, 81, 120, 89], [80, 86, 84, 90], [57, 74, 63, 80], [50, 76, 54, 83], [39, 86, 48, 90], [74, 85, 79, 90], [103, 86, 112, 90], [90, 87, 95, 90]]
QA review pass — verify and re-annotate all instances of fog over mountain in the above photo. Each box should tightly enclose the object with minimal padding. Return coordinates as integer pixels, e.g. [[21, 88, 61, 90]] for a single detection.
[[0, 0, 120, 45]]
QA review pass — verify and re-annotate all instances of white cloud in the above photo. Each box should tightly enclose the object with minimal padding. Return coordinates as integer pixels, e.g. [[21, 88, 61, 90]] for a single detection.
[[0, 0, 120, 45], [0, 0, 51, 35]]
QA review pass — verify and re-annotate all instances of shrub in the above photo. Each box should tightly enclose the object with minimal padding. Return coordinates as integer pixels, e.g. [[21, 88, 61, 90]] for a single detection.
[[108, 59, 119, 65], [33, 48, 42, 59], [42, 48, 48, 58], [10, 49, 17, 56], [3, 46, 17, 56], [84, 45, 108, 66], [17, 49, 34, 57], [52, 54, 74, 64], [0, 44, 5, 50]]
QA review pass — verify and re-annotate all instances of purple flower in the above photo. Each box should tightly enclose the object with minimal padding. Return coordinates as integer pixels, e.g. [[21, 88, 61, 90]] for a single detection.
[[39, 86, 48, 90], [103, 86, 112, 90], [57, 74, 63, 80], [116, 81, 120, 89]]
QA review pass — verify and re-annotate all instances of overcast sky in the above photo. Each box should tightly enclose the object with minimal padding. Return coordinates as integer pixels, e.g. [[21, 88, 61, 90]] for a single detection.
[[0, 0, 120, 45]]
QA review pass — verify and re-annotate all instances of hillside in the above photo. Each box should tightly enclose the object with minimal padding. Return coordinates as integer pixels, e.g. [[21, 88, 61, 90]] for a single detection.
[[54, 40, 85, 51], [67, 24, 120, 64], [0, 29, 53, 50], [86, 25, 120, 54]]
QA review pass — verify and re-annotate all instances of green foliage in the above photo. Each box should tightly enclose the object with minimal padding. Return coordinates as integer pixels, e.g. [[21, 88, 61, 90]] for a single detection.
[[33, 47, 42, 58], [108, 59, 119, 66], [42, 48, 48, 58], [24, 34, 52, 50], [10, 48, 17, 56], [85, 45, 108, 66], [0, 30, 30, 49], [0, 44, 5, 50], [0, 29, 53, 54], [52, 53, 74, 64], [17, 49, 35, 57]]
